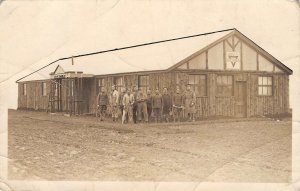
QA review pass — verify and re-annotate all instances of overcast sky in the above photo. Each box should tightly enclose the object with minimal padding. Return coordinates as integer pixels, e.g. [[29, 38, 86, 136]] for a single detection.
[[0, 0, 299, 109]]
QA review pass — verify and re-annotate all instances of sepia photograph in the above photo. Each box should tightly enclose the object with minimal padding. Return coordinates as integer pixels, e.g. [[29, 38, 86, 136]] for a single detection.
[[0, 0, 299, 191]]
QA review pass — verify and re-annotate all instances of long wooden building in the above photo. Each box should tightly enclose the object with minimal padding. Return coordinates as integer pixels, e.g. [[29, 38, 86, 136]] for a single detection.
[[17, 29, 292, 118]]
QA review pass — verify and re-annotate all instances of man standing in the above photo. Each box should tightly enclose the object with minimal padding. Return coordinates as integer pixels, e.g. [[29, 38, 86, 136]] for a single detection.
[[128, 88, 135, 123], [172, 86, 184, 122], [119, 87, 126, 121], [122, 88, 130, 124], [146, 89, 153, 121], [184, 84, 196, 122], [162, 87, 172, 123], [136, 88, 148, 123], [131, 85, 138, 123], [152, 88, 162, 123], [96, 88, 108, 121], [110, 85, 119, 122]]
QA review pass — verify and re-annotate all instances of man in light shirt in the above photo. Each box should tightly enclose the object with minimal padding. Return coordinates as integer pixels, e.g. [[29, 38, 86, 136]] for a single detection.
[[110, 85, 119, 122], [122, 88, 130, 124]]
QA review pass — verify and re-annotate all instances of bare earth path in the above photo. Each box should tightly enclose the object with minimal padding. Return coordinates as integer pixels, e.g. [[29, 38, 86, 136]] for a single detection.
[[8, 110, 291, 182]]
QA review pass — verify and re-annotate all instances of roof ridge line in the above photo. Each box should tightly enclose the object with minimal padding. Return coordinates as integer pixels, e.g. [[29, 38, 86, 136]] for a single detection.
[[16, 28, 235, 82]]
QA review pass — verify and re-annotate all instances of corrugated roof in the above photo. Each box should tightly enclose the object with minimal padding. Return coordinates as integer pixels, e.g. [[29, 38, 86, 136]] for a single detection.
[[18, 29, 233, 82]]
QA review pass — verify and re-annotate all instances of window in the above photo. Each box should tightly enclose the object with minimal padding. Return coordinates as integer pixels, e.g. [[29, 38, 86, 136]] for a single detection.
[[258, 76, 272, 96], [188, 74, 207, 96], [138, 75, 149, 94], [114, 76, 124, 93], [42, 82, 47, 96], [216, 75, 233, 96], [23, 83, 27, 96], [98, 78, 105, 93]]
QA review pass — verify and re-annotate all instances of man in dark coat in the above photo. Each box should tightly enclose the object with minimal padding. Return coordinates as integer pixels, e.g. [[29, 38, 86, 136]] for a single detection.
[[96, 88, 108, 121], [131, 85, 138, 123], [152, 88, 162, 123], [136, 88, 148, 123], [184, 84, 196, 122], [146, 89, 153, 121], [172, 86, 184, 122], [162, 87, 172, 123]]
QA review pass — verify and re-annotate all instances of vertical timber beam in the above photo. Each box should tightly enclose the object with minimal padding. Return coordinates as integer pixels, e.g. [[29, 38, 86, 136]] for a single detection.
[[223, 40, 226, 70]]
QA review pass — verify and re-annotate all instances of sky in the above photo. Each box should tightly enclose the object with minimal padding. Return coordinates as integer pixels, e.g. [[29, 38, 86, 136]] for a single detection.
[[0, 0, 299, 109]]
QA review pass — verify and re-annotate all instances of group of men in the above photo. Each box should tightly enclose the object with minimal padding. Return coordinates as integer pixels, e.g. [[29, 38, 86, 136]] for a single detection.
[[96, 84, 197, 124]]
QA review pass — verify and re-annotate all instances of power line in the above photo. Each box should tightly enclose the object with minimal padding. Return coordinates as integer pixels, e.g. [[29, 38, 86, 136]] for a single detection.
[[16, 28, 235, 82]]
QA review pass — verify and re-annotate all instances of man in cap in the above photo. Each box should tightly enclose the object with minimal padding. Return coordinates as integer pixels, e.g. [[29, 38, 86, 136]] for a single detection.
[[172, 86, 184, 122], [184, 84, 196, 122]]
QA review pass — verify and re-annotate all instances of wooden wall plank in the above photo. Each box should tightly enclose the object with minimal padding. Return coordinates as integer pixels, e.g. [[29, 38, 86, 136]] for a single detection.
[[17, 72, 290, 118]]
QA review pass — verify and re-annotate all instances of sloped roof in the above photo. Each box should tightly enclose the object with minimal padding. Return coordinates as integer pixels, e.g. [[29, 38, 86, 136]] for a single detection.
[[234, 29, 293, 74], [168, 29, 293, 74], [17, 28, 292, 82], [17, 29, 233, 82]]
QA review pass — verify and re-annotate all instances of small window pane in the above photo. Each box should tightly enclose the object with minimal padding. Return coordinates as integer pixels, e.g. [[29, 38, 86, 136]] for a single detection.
[[114, 76, 124, 93], [217, 75, 233, 96], [98, 79, 105, 86], [98, 78, 105, 94], [115, 77, 123, 86], [262, 87, 268, 95], [262, 77, 265, 85], [188, 74, 207, 96], [138, 75, 149, 94], [258, 76, 273, 96], [264, 77, 268, 85], [139, 75, 148, 86], [258, 77, 263, 85]]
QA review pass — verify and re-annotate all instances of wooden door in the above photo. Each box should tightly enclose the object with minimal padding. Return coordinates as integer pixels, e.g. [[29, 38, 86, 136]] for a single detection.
[[235, 81, 247, 117], [52, 79, 62, 112]]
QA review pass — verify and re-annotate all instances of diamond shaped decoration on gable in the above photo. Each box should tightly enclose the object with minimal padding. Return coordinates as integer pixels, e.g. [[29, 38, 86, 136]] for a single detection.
[[226, 51, 241, 70]]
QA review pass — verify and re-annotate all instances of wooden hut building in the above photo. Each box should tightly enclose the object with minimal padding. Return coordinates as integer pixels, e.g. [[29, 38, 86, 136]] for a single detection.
[[17, 29, 292, 118]]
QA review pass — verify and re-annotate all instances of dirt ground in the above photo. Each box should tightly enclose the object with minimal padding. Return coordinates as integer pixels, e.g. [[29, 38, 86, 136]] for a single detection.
[[8, 109, 291, 182]]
